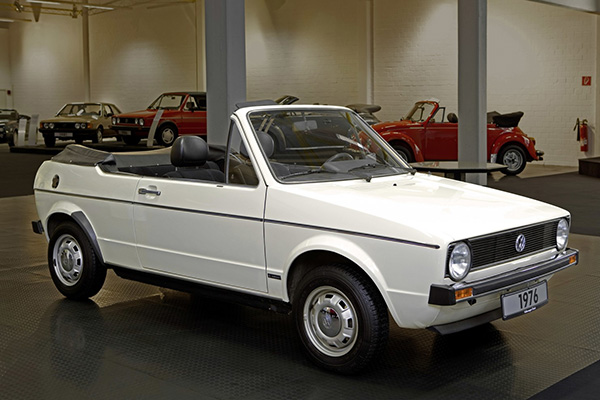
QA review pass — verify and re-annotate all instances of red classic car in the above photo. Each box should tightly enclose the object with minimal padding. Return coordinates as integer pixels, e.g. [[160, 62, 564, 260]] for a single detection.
[[111, 92, 207, 146], [372, 100, 543, 175]]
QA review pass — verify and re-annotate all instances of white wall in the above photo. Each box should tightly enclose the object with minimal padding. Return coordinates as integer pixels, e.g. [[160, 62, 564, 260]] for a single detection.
[[9, 15, 84, 119], [3, 0, 598, 166], [245, 0, 364, 106], [373, 0, 597, 166]]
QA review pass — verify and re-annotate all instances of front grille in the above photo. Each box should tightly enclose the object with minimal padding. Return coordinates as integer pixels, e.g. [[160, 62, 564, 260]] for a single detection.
[[467, 220, 559, 271], [54, 122, 76, 129], [118, 118, 137, 125]]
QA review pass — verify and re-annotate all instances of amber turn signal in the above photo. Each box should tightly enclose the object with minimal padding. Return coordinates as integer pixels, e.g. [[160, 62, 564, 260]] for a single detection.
[[569, 255, 577, 264], [455, 287, 473, 301]]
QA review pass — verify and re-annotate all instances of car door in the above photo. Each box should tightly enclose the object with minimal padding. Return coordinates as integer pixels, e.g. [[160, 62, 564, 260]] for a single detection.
[[179, 94, 207, 136], [132, 122, 267, 292], [424, 107, 458, 160]]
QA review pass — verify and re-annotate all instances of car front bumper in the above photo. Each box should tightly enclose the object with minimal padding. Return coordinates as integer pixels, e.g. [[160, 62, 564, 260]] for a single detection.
[[428, 248, 578, 306], [112, 126, 150, 137]]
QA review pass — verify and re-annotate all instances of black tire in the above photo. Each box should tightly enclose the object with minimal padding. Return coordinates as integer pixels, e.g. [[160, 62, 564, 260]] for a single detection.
[[7, 131, 15, 147], [499, 144, 527, 175], [48, 221, 106, 300], [74, 137, 84, 145], [92, 126, 103, 144], [293, 265, 389, 374], [156, 124, 178, 146], [391, 142, 413, 163], [44, 134, 56, 148], [122, 136, 141, 146]]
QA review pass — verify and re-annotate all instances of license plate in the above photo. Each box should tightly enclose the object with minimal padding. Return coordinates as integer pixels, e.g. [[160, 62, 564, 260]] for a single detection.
[[120, 130, 131, 136], [55, 132, 72, 138], [501, 281, 548, 320]]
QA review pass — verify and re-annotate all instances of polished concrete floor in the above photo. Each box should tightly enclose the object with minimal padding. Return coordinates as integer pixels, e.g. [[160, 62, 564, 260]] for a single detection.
[[1, 145, 599, 399]]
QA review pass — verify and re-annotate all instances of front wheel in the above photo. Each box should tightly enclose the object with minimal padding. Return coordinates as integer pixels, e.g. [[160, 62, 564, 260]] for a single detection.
[[44, 134, 56, 148], [92, 127, 103, 144], [122, 135, 141, 146], [156, 125, 178, 146], [392, 142, 413, 163], [293, 265, 389, 374], [499, 145, 527, 175], [48, 221, 106, 300]]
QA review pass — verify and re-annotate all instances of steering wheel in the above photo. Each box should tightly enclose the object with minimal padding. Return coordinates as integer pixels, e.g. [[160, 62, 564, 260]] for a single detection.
[[324, 152, 354, 164]]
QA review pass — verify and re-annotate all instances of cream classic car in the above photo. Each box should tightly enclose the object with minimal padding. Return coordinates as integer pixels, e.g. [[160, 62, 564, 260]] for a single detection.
[[39, 102, 121, 147], [32, 103, 578, 374]]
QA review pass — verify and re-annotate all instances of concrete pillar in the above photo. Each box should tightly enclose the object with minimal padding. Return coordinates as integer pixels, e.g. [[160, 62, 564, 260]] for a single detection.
[[82, 1, 91, 102], [204, 0, 246, 146], [458, 0, 487, 185]]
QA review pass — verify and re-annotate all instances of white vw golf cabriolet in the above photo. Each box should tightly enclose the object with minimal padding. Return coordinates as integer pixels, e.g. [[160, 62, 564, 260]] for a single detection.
[[33, 102, 578, 374]]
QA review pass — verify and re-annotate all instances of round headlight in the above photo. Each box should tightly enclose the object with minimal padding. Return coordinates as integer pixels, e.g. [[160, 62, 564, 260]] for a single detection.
[[448, 242, 472, 282], [75, 123, 81, 129], [138, 118, 144, 126], [112, 117, 116, 125], [43, 123, 48, 129], [49, 123, 54, 129], [556, 218, 569, 251]]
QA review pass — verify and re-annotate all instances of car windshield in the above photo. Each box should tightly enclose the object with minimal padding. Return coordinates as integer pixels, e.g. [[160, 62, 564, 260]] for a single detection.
[[0, 110, 17, 119], [404, 102, 436, 122], [247, 109, 412, 183], [57, 104, 102, 117], [148, 94, 185, 110]]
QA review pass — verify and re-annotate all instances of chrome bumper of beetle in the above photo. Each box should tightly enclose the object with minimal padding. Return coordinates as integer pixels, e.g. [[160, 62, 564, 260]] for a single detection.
[[428, 248, 578, 306]]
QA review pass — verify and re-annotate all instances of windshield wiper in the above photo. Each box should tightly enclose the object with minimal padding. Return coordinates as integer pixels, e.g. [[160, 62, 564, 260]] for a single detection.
[[279, 168, 328, 180]]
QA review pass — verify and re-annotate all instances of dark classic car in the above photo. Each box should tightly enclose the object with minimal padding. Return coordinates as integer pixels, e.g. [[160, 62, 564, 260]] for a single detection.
[[373, 100, 544, 175], [39, 103, 122, 148], [111, 92, 207, 146], [0, 109, 30, 147]]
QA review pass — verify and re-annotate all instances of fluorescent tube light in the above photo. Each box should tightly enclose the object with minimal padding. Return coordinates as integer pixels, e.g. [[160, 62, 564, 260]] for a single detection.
[[82, 4, 114, 10], [0, 18, 15, 22], [27, 0, 61, 5]]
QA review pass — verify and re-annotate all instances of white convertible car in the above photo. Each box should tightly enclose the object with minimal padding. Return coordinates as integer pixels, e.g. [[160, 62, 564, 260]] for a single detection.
[[33, 102, 578, 374]]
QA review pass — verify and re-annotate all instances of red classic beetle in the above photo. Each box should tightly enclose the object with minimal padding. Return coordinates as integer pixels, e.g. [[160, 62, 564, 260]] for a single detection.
[[111, 92, 207, 146], [372, 99, 544, 175]]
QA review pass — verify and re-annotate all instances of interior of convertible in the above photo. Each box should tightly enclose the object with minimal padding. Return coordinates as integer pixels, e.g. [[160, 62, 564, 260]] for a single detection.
[[53, 109, 410, 185]]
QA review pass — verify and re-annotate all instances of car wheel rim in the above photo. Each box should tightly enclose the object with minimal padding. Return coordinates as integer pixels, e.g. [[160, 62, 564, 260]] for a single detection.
[[503, 150, 523, 172], [52, 234, 83, 287], [303, 286, 358, 357], [97, 129, 103, 143], [162, 128, 175, 145]]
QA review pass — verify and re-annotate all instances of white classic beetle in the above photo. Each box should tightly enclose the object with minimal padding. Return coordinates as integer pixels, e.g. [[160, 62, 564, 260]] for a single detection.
[[33, 103, 578, 374]]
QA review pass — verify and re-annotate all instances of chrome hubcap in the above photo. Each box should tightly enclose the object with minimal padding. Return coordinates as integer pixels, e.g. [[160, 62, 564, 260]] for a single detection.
[[53, 234, 83, 286], [162, 128, 175, 144], [503, 150, 523, 171], [303, 286, 357, 357]]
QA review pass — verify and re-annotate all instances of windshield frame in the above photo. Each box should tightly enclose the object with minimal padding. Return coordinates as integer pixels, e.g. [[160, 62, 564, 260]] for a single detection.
[[243, 106, 413, 185], [56, 103, 103, 117], [404, 101, 438, 123]]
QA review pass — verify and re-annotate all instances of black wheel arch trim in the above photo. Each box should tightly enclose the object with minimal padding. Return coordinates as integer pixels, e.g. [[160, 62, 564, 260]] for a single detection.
[[428, 248, 578, 306], [70, 211, 105, 265]]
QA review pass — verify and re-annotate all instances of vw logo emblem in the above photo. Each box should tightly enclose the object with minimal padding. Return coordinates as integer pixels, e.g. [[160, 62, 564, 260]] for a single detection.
[[515, 234, 526, 253]]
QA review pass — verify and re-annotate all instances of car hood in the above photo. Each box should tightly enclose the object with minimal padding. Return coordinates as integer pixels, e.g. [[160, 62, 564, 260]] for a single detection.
[[41, 116, 98, 123], [115, 110, 159, 118], [266, 174, 568, 247]]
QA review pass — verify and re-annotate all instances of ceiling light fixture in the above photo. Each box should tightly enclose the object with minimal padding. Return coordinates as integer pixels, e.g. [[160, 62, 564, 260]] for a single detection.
[[13, 0, 24, 12], [82, 4, 114, 10], [26, 0, 60, 4]]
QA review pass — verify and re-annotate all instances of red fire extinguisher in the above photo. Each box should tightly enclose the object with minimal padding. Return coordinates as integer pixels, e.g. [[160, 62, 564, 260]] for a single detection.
[[574, 118, 589, 152]]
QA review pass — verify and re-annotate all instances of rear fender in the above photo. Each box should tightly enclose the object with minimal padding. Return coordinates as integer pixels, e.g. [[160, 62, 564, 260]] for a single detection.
[[490, 130, 539, 162]]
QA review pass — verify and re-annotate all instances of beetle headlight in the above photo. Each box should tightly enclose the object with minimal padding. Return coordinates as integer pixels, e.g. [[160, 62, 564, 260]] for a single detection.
[[448, 242, 471, 282], [556, 218, 569, 251]]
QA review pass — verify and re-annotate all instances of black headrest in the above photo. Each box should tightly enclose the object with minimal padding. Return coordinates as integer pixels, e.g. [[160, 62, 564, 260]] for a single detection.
[[447, 113, 458, 123], [170, 136, 209, 167], [240, 131, 275, 158]]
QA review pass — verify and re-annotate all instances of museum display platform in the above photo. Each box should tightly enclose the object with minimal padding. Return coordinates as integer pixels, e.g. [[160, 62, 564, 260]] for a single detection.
[[1, 145, 598, 399], [579, 157, 600, 178]]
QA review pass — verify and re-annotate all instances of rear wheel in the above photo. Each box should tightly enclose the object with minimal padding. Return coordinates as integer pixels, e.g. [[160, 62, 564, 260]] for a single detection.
[[391, 142, 413, 163], [48, 221, 106, 300], [499, 145, 527, 175], [293, 265, 389, 374]]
